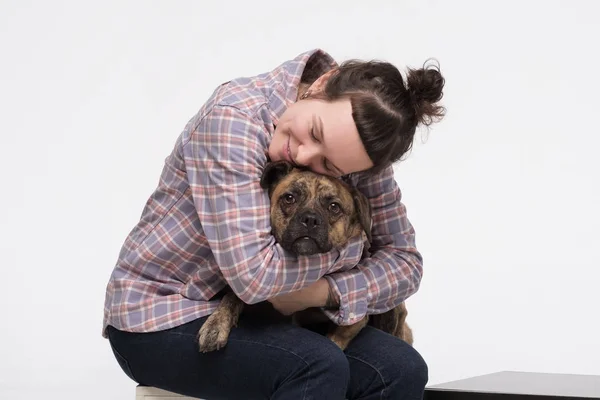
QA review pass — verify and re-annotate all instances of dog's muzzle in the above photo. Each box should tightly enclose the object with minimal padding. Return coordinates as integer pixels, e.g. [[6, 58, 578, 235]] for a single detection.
[[282, 209, 330, 255]]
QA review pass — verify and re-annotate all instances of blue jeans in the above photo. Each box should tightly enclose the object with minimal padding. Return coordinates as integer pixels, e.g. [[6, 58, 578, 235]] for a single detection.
[[106, 314, 427, 399]]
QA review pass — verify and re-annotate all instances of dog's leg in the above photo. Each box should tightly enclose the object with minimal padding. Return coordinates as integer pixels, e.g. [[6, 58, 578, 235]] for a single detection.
[[197, 291, 244, 352], [394, 302, 414, 345], [370, 303, 414, 346], [327, 317, 369, 350], [370, 308, 399, 334]]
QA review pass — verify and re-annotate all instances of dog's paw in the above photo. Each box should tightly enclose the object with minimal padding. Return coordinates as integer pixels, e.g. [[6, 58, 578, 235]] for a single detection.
[[197, 313, 232, 353]]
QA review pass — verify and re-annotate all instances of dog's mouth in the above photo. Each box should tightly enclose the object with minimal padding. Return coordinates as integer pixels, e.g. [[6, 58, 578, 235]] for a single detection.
[[279, 217, 331, 256], [290, 235, 322, 256]]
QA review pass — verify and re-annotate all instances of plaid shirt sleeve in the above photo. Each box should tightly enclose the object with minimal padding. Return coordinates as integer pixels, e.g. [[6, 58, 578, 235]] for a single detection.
[[182, 104, 366, 304], [323, 165, 423, 326]]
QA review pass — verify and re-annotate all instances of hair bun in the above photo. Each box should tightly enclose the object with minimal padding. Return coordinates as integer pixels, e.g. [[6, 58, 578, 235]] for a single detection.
[[406, 59, 446, 126]]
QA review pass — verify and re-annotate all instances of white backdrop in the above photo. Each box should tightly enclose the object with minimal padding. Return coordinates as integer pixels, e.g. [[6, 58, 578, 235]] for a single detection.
[[1, 1, 599, 399]]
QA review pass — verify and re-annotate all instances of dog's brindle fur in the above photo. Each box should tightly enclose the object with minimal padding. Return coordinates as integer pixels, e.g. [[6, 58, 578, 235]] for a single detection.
[[197, 161, 413, 352]]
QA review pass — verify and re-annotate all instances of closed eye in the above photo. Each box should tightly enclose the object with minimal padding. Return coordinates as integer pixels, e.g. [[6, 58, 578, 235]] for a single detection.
[[310, 121, 335, 174], [310, 126, 320, 143], [322, 158, 335, 174], [312, 114, 344, 177]]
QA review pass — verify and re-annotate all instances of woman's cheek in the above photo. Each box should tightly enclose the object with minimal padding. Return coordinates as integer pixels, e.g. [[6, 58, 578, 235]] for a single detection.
[[289, 119, 304, 143]]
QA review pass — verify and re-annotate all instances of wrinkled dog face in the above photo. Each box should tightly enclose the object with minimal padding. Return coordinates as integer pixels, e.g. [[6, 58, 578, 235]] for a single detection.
[[261, 161, 372, 256]]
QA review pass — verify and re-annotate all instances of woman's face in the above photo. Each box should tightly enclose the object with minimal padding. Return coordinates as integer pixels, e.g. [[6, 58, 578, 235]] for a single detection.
[[268, 97, 373, 177]]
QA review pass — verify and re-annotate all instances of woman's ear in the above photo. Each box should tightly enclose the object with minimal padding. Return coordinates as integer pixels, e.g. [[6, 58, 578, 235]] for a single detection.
[[302, 68, 339, 99]]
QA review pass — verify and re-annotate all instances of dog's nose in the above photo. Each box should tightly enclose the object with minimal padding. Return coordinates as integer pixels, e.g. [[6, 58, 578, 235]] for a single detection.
[[300, 211, 322, 230]]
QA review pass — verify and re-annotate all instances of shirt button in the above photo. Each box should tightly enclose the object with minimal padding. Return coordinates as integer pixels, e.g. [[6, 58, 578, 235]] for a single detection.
[[349, 312, 356, 319]]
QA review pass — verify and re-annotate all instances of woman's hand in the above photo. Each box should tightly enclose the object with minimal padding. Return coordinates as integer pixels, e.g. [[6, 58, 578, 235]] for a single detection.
[[268, 278, 338, 315]]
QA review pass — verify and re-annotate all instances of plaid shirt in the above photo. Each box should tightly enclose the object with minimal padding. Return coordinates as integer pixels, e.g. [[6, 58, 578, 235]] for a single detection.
[[102, 49, 423, 338]]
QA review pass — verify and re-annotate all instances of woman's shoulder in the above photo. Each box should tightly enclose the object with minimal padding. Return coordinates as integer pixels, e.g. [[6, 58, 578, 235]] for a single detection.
[[178, 78, 276, 149], [208, 49, 337, 121], [180, 49, 338, 146]]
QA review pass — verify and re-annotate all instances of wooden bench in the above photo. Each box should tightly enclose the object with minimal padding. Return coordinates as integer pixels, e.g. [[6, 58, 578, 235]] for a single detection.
[[135, 386, 202, 400]]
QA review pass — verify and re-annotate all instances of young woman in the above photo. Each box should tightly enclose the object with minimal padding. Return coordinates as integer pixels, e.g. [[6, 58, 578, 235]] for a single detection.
[[103, 48, 445, 400]]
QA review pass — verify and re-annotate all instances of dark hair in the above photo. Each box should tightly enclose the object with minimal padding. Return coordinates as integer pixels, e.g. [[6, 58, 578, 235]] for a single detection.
[[310, 59, 445, 174]]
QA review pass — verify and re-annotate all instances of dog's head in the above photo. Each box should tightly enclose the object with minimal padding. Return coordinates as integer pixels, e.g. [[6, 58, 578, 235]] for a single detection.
[[260, 160, 372, 256]]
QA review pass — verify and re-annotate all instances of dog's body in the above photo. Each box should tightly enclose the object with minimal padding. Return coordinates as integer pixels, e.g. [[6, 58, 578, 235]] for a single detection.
[[197, 161, 413, 352]]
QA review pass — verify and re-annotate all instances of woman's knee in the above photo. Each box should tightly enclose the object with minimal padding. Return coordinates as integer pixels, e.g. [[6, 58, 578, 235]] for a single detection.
[[318, 339, 351, 375], [293, 336, 350, 383], [398, 343, 428, 387], [346, 327, 428, 399], [268, 332, 350, 399], [384, 339, 428, 398]]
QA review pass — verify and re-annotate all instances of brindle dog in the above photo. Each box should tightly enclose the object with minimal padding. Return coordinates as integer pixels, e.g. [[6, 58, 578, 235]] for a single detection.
[[197, 160, 413, 352]]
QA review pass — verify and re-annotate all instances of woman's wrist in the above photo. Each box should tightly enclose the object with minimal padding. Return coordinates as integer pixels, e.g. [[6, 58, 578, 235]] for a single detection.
[[325, 281, 340, 309], [311, 278, 339, 309]]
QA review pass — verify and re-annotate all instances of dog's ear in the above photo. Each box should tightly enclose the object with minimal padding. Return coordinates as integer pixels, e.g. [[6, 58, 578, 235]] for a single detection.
[[260, 160, 295, 193], [351, 187, 372, 245]]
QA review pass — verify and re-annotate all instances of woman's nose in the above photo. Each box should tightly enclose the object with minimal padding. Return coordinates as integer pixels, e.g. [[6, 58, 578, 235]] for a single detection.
[[295, 145, 320, 168]]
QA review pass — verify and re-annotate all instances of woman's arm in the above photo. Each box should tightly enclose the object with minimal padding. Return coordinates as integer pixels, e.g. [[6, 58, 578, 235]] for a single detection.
[[182, 105, 365, 305], [321, 165, 423, 326]]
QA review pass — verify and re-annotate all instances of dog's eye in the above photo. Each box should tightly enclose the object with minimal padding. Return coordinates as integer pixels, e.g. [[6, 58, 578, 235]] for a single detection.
[[283, 194, 296, 204], [328, 202, 341, 214]]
